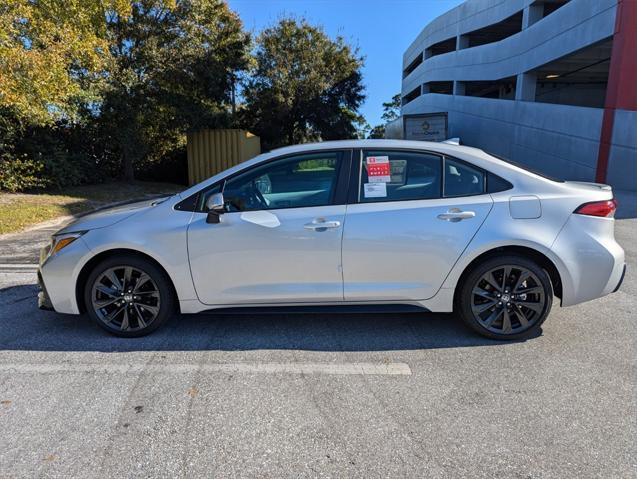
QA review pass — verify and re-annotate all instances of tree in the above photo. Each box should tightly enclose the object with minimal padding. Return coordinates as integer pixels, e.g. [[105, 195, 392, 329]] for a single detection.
[[367, 93, 401, 139], [367, 124, 386, 139], [0, 0, 131, 124], [381, 93, 401, 123], [241, 18, 365, 151], [99, 0, 250, 180]]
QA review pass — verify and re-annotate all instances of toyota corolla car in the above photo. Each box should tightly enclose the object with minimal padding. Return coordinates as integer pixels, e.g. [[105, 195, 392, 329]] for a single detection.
[[38, 140, 626, 339]]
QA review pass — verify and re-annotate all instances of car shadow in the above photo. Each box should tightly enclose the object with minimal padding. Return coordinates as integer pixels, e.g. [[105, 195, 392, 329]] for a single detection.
[[0, 284, 540, 352]]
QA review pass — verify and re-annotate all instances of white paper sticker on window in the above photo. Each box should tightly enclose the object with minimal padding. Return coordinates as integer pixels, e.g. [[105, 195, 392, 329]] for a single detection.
[[366, 156, 391, 183], [363, 182, 387, 198]]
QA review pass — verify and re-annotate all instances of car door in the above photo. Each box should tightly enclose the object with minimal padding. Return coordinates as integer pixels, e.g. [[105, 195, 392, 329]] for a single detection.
[[342, 149, 493, 301], [187, 150, 350, 305]]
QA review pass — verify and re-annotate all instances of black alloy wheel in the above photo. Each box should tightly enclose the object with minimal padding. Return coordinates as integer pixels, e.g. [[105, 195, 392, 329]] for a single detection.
[[85, 255, 175, 337], [458, 255, 553, 340]]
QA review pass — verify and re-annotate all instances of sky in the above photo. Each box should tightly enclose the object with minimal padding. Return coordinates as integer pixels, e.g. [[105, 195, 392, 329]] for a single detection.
[[226, 0, 464, 127]]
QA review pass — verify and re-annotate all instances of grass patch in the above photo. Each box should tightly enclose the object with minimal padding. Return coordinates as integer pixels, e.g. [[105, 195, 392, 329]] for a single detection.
[[0, 181, 183, 235]]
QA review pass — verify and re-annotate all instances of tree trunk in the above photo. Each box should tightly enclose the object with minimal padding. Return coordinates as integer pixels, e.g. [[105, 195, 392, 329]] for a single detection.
[[287, 122, 296, 146], [122, 149, 135, 182]]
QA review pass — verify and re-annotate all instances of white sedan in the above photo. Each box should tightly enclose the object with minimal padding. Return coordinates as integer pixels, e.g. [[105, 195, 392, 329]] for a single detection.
[[38, 140, 626, 339]]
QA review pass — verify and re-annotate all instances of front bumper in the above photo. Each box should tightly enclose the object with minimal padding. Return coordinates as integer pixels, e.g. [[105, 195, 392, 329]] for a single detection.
[[38, 236, 92, 315], [37, 270, 54, 311]]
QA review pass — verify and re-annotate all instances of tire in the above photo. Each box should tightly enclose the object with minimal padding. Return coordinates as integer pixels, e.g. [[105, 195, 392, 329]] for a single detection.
[[456, 254, 553, 340], [84, 254, 175, 337]]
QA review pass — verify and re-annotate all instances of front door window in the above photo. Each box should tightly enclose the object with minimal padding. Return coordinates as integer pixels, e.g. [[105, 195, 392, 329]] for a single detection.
[[222, 152, 343, 211]]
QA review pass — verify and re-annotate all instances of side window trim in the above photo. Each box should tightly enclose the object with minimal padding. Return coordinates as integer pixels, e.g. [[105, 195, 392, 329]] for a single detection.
[[348, 148, 362, 205], [176, 148, 507, 211], [333, 149, 353, 205]]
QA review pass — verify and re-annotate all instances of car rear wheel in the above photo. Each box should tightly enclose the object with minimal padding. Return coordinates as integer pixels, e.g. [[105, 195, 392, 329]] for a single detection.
[[84, 255, 175, 337], [457, 255, 553, 340]]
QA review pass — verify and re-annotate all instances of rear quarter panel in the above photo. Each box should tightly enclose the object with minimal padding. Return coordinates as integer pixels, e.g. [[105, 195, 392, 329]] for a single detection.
[[551, 214, 624, 305], [439, 170, 618, 308], [440, 191, 573, 292]]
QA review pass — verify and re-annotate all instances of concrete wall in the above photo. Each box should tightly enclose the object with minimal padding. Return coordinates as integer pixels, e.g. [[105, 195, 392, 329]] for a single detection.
[[402, 94, 603, 181], [400, 0, 637, 194]]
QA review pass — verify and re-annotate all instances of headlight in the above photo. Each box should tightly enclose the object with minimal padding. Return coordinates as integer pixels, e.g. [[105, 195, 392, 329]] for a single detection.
[[48, 231, 87, 258]]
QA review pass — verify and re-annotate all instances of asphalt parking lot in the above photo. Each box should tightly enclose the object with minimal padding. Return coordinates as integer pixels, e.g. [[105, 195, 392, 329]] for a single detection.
[[0, 219, 635, 478]]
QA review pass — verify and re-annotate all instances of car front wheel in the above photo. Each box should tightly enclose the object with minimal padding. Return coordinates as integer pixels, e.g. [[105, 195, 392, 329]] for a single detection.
[[457, 255, 553, 340], [84, 254, 175, 337]]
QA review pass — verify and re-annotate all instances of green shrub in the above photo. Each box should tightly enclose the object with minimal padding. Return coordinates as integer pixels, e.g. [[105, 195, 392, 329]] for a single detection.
[[41, 151, 105, 189], [0, 155, 50, 192]]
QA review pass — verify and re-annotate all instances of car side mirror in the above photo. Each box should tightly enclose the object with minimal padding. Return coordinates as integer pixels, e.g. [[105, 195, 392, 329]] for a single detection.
[[205, 192, 226, 224]]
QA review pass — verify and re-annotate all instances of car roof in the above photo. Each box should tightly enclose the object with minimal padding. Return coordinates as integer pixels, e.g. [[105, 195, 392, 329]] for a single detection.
[[264, 139, 486, 159]]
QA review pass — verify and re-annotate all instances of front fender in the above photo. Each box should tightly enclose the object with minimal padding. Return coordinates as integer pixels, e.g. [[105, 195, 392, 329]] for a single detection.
[[80, 206, 197, 304]]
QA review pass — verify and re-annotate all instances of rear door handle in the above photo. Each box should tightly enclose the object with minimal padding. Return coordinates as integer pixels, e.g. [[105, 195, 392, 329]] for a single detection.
[[437, 209, 476, 222], [304, 218, 341, 231]]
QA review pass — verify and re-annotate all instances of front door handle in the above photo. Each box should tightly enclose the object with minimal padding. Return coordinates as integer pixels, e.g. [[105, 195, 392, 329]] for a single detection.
[[437, 208, 476, 222], [304, 218, 341, 231]]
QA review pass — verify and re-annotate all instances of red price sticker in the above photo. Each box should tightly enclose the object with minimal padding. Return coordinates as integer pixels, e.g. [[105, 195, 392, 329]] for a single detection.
[[367, 156, 390, 183]]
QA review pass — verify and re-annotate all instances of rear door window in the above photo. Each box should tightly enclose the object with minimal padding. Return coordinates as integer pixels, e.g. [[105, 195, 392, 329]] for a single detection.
[[358, 150, 442, 203]]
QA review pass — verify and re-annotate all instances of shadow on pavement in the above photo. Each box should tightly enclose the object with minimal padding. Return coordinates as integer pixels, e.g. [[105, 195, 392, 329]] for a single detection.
[[0, 284, 539, 352]]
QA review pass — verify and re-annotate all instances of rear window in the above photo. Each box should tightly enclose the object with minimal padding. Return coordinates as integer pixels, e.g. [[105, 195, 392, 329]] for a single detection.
[[487, 152, 565, 182]]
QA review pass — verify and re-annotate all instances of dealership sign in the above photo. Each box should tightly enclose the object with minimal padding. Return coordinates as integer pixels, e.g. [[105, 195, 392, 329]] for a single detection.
[[384, 113, 448, 142], [404, 113, 448, 141]]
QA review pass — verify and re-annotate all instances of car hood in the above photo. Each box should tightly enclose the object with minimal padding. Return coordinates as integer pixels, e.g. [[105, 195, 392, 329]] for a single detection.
[[55, 197, 171, 235]]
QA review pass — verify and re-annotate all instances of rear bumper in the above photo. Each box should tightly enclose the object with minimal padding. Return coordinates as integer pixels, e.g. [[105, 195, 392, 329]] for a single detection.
[[613, 264, 627, 293], [552, 215, 625, 307]]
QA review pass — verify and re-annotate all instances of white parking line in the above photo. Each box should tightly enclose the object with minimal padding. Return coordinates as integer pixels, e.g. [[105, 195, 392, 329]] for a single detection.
[[0, 362, 412, 376], [0, 264, 38, 269]]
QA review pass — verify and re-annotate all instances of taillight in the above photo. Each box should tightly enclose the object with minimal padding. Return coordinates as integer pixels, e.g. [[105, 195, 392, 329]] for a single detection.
[[574, 199, 617, 218]]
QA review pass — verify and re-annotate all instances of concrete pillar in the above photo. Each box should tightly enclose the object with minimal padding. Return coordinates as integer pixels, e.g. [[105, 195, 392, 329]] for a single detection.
[[422, 83, 431, 94], [596, 0, 637, 183], [456, 35, 469, 50], [522, 4, 543, 29], [453, 81, 465, 96], [515, 72, 537, 101], [424, 48, 432, 60]]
